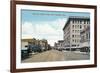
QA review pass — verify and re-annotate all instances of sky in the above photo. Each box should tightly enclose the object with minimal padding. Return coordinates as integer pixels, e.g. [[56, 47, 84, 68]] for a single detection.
[[21, 9, 90, 46]]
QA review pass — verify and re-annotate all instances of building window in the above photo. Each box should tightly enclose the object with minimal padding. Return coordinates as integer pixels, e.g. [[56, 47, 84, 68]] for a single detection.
[[75, 25, 76, 28], [77, 21, 78, 24], [72, 35, 74, 37], [84, 21, 86, 24], [80, 21, 82, 24], [73, 30, 74, 32], [75, 39, 76, 42], [78, 40, 79, 42], [72, 20, 74, 24], [75, 35, 76, 37], [75, 20, 77, 23], [77, 25, 79, 28], [89, 33, 90, 39], [77, 35, 78, 38], [77, 25, 78, 28], [78, 30, 80, 33], [80, 25, 82, 29], [72, 25, 74, 28], [81, 36, 84, 42], [86, 33, 88, 39], [75, 30, 77, 33], [87, 21, 90, 24]]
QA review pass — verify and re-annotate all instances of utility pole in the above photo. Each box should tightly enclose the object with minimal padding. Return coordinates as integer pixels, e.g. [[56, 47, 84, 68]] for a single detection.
[[70, 39, 71, 51]]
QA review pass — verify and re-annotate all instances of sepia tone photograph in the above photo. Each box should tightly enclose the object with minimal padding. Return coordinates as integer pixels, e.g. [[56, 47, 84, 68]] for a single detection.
[[21, 10, 90, 63]]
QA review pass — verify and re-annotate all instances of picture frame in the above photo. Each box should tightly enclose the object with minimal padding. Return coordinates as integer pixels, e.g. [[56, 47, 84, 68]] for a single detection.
[[10, 0, 97, 72]]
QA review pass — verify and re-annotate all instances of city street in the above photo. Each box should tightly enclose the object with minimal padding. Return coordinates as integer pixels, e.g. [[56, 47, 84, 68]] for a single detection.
[[22, 50, 90, 63]]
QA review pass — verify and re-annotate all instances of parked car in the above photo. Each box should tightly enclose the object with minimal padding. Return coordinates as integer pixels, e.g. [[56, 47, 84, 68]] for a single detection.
[[21, 48, 29, 60], [32, 45, 42, 53]]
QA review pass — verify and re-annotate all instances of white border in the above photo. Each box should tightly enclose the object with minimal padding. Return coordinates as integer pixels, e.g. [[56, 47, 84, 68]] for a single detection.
[[16, 5, 94, 69]]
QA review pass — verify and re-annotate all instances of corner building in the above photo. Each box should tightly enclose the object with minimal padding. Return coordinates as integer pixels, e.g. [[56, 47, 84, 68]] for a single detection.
[[63, 16, 90, 51]]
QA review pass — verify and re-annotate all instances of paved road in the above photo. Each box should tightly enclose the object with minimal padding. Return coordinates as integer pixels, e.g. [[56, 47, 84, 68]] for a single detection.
[[63, 51, 90, 60], [22, 50, 90, 63]]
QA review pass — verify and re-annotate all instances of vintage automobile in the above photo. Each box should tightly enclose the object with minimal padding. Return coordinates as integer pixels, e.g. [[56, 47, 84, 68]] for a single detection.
[[31, 45, 42, 53], [21, 45, 43, 60], [21, 48, 29, 60]]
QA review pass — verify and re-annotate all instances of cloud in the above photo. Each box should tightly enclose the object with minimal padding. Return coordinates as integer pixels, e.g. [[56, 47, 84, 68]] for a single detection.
[[22, 18, 67, 46]]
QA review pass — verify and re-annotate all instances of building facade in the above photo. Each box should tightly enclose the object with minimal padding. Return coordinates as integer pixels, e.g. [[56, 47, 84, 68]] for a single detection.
[[80, 25, 90, 52], [54, 40, 64, 51], [63, 16, 90, 51], [21, 38, 48, 51]]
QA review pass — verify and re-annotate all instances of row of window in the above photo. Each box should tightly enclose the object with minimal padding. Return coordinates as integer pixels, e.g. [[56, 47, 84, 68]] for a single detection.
[[71, 20, 90, 24], [72, 39, 80, 43], [72, 25, 82, 29], [72, 30, 80, 33], [81, 33, 90, 42], [64, 25, 88, 35], [72, 25, 87, 29], [72, 35, 80, 38]]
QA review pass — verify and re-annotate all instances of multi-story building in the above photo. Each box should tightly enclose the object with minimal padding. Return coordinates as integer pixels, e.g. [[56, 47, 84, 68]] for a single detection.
[[63, 16, 90, 51], [80, 25, 90, 52], [54, 40, 64, 51], [39, 39, 48, 51]]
